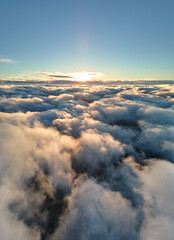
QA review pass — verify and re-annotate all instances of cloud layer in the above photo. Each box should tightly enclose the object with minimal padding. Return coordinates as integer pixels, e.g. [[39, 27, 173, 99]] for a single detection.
[[0, 80, 174, 240]]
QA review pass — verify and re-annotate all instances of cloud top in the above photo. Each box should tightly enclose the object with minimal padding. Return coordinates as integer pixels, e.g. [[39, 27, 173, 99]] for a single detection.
[[0, 80, 174, 240]]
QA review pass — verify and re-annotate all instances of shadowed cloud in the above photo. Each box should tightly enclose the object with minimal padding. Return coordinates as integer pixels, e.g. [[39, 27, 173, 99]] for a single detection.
[[0, 80, 174, 240]]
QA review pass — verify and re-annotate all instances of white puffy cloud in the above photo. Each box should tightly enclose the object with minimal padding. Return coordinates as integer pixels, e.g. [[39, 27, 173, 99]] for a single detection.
[[138, 160, 174, 240], [0, 80, 174, 239], [52, 178, 138, 240]]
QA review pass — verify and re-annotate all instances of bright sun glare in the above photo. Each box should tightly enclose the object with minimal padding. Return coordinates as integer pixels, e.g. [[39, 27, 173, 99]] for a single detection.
[[71, 72, 94, 81]]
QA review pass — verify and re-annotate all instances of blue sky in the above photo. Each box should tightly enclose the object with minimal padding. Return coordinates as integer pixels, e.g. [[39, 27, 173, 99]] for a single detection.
[[0, 0, 174, 80]]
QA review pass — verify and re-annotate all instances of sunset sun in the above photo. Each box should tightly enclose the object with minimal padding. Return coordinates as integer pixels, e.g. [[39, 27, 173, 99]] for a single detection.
[[71, 72, 94, 81]]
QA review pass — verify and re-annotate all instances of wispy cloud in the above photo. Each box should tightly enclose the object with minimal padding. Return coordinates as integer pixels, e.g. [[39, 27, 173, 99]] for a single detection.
[[36, 71, 104, 81], [36, 72, 73, 79], [0, 58, 18, 64]]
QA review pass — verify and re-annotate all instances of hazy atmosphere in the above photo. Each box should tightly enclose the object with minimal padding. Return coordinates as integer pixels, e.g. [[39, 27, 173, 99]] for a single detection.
[[0, 1, 174, 240]]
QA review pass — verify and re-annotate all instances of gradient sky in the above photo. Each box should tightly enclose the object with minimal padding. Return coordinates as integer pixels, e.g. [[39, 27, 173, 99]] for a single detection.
[[0, 0, 174, 80]]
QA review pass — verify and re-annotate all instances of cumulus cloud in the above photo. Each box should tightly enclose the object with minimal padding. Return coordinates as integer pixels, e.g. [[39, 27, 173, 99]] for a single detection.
[[52, 177, 138, 240], [0, 80, 174, 239], [138, 160, 174, 240]]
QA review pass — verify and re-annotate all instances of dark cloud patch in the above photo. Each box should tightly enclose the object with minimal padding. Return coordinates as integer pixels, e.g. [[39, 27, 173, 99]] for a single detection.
[[36, 72, 73, 80], [0, 80, 174, 240]]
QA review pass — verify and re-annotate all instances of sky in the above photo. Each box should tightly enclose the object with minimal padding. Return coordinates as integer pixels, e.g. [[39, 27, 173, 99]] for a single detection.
[[0, 0, 174, 80]]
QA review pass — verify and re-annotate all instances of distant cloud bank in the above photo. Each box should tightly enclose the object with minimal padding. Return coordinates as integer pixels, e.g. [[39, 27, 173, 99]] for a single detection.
[[0, 80, 174, 240], [36, 71, 104, 81], [0, 71, 104, 81]]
